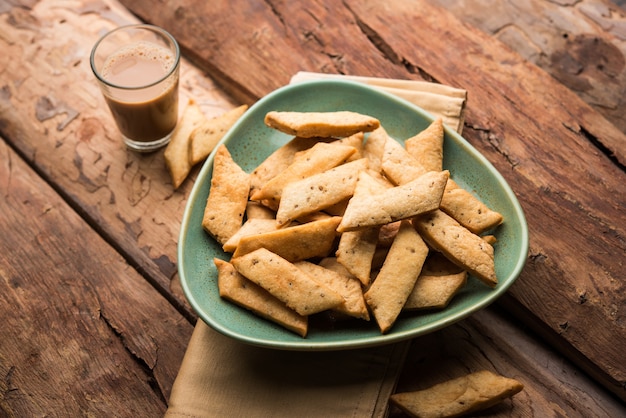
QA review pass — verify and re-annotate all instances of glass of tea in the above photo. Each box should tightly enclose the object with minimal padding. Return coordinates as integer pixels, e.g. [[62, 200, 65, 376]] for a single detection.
[[90, 25, 180, 152]]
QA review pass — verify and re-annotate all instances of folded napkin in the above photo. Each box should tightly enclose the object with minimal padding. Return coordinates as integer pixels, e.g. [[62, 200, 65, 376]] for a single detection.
[[290, 72, 467, 134], [165, 74, 467, 418]]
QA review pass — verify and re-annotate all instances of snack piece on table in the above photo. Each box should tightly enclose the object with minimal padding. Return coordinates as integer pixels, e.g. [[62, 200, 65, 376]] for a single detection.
[[337, 170, 449, 233], [364, 221, 429, 333], [389, 370, 524, 418], [164, 98, 208, 189], [264, 110, 380, 138], [232, 216, 341, 262], [232, 248, 344, 316], [295, 261, 370, 321], [250, 142, 357, 209], [189, 104, 248, 166], [276, 158, 368, 225], [414, 209, 498, 288], [202, 145, 250, 245], [215, 258, 307, 337], [403, 252, 468, 310]]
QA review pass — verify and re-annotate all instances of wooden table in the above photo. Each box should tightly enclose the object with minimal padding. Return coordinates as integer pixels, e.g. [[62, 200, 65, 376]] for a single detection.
[[1, 0, 625, 416]]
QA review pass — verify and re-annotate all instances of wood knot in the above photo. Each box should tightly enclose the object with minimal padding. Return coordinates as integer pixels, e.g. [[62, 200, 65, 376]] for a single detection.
[[35, 96, 79, 131], [77, 118, 102, 143], [550, 33, 625, 92]]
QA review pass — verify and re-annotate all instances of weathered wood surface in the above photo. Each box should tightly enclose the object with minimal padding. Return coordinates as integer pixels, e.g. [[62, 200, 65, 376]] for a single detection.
[[124, 0, 626, 164], [0, 0, 239, 322], [392, 306, 626, 417], [0, 0, 625, 416], [0, 139, 192, 415], [121, 0, 626, 401], [435, 0, 626, 134]]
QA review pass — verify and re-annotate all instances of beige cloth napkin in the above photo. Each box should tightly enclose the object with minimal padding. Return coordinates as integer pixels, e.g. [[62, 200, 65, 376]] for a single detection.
[[290, 72, 467, 134], [165, 73, 467, 418]]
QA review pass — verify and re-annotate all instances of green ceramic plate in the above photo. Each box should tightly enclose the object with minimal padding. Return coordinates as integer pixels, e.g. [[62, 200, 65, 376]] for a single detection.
[[178, 80, 528, 351]]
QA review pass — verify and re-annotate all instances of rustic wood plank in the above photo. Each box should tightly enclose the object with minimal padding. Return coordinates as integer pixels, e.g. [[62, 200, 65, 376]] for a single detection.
[[117, 0, 626, 401], [434, 0, 626, 134], [127, 0, 410, 106], [0, 1, 613, 416], [0, 0, 239, 321], [124, 0, 625, 166], [0, 138, 193, 415]]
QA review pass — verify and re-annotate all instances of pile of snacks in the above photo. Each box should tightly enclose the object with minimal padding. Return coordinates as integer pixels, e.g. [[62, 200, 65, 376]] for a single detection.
[[199, 110, 503, 337]]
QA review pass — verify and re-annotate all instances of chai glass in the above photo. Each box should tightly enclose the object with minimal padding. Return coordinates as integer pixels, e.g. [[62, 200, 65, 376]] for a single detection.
[[90, 24, 180, 152]]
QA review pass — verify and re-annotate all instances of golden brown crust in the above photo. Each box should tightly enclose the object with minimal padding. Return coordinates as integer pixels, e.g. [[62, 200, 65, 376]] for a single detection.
[[414, 209, 497, 287], [231, 248, 344, 316], [295, 261, 369, 321], [250, 142, 356, 207], [276, 158, 367, 225], [215, 258, 308, 337], [189, 104, 247, 165], [440, 184, 504, 234], [338, 170, 449, 232], [264, 111, 380, 138], [404, 117, 445, 172], [364, 221, 429, 333], [232, 216, 341, 262], [389, 370, 524, 418], [404, 252, 468, 310], [201, 145, 250, 245]]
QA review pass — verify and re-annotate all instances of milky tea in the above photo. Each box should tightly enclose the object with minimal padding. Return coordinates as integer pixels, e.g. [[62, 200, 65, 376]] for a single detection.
[[91, 25, 180, 152]]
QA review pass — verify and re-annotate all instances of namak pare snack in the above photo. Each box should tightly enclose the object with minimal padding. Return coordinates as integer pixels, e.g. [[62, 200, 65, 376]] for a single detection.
[[202, 110, 503, 337]]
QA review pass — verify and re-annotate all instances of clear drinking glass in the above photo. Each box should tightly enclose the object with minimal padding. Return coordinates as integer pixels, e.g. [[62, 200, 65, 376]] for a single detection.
[[90, 24, 180, 152]]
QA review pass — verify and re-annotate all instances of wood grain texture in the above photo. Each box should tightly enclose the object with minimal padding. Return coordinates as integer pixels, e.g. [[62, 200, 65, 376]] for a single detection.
[[124, 0, 626, 165], [1, 0, 625, 415], [0, 0, 238, 321], [0, 139, 193, 415], [119, 0, 626, 401], [433, 0, 626, 134]]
